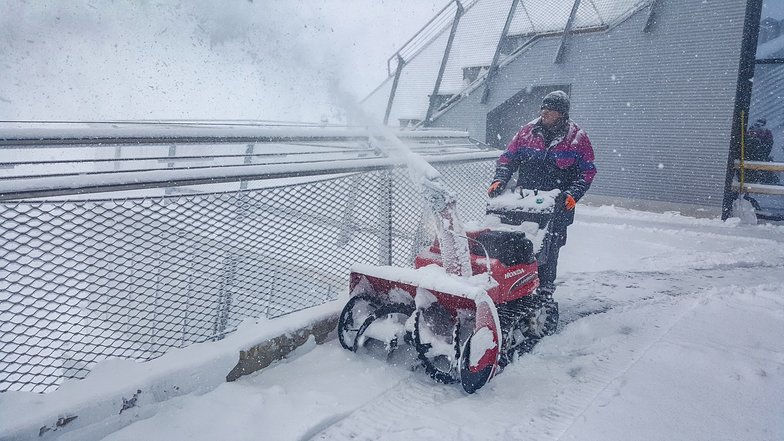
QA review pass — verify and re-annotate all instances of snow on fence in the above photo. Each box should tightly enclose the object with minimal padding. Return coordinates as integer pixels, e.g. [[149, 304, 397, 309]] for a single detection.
[[0, 124, 499, 393]]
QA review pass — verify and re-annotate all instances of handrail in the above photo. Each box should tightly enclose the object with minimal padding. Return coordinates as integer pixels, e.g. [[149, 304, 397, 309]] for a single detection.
[[733, 160, 784, 172], [0, 125, 494, 200], [386, 1, 456, 75], [480, 0, 521, 104], [731, 180, 784, 196], [0, 150, 500, 201], [386, 0, 479, 76], [731, 160, 784, 195], [0, 123, 470, 147]]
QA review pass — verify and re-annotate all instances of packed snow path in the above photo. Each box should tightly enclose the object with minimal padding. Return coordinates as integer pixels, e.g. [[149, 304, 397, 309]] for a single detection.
[[101, 207, 784, 441]]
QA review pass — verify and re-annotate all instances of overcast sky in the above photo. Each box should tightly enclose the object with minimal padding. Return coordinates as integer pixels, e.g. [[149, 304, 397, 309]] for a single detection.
[[0, 0, 445, 123]]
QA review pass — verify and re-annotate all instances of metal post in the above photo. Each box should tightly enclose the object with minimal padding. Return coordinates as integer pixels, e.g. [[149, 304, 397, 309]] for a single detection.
[[114, 146, 122, 170], [554, 0, 582, 64], [165, 144, 177, 195], [384, 55, 406, 126], [213, 255, 237, 341], [722, 0, 763, 219], [424, 1, 465, 126], [481, 0, 521, 104], [240, 143, 254, 191], [378, 170, 394, 265], [181, 242, 194, 347], [337, 175, 360, 246], [387, 173, 394, 265], [643, 0, 661, 33]]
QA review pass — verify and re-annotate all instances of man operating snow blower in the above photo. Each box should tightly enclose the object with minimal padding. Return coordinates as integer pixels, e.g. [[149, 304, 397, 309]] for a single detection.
[[338, 122, 584, 392], [337, 95, 596, 393], [488, 90, 597, 298]]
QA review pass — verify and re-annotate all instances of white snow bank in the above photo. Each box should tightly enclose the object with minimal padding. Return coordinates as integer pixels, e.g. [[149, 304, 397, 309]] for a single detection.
[[550, 284, 784, 441], [559, 207, 784, 276], [0, 300, 342, 441], [100, 341, 414, 441], [581, 203, 784, 231]]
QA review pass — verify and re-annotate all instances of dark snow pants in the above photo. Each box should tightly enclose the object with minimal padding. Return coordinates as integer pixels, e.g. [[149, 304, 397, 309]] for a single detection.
[[538, 218, 568, 295]]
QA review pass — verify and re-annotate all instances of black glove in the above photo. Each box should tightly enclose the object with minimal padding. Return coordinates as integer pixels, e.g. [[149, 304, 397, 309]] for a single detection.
[[487, 180, 505, 198]]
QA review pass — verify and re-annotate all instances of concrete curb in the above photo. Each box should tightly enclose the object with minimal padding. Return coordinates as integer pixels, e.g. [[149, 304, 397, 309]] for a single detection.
[[226, 313, 339, 382]]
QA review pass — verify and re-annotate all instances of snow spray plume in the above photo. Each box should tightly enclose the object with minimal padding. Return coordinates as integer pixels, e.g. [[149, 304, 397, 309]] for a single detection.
[[327, 79, 472, 277], [326, 79, 444, 189]]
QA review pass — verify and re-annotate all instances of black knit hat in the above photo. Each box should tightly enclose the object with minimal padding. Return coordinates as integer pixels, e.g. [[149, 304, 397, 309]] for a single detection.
[[541, 90, 570, 116]]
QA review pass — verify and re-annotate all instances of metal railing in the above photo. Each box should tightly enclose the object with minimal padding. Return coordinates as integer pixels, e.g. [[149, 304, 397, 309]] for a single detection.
[[0, 125, 499, 392], [732, 160, 784, 220], [363, 0, 653, 127], [385, 0, 479, 77]]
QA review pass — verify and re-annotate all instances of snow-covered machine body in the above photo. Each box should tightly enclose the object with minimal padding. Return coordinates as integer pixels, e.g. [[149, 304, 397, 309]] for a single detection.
[[338, 171, 561, 392]]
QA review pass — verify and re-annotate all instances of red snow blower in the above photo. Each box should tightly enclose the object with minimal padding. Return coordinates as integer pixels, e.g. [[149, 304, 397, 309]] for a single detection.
[[337, 174, 561, 393]]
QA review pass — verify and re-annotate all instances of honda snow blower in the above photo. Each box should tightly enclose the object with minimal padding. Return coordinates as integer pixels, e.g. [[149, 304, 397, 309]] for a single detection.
[[337, 138, 559, 393]]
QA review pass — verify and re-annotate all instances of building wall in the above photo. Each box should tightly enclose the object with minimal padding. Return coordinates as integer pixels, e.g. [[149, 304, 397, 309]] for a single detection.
[[431, 0, 748, 212]]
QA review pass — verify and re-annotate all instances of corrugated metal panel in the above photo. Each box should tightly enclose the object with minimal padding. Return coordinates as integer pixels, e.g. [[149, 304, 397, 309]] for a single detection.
[[432, 0, 747, 209]]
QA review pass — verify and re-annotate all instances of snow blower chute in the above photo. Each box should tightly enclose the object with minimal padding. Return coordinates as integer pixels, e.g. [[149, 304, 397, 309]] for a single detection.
[[337, 135, 559, 393]]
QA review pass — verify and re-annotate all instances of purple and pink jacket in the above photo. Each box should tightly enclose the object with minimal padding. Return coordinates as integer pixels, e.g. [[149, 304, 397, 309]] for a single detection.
[[493, 118, 597, 203], [746, 127, 774, 161]]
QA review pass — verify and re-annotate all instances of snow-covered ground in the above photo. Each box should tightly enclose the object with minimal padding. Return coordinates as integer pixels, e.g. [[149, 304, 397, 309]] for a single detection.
[[87, 206, 784, 441]]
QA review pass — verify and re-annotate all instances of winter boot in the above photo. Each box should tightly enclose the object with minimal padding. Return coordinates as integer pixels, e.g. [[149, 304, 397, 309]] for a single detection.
[[536, 282, 555, 299]]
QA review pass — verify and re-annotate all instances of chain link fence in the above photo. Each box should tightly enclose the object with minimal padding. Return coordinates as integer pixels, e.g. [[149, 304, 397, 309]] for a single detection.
[[0, 157, 496, 393]]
